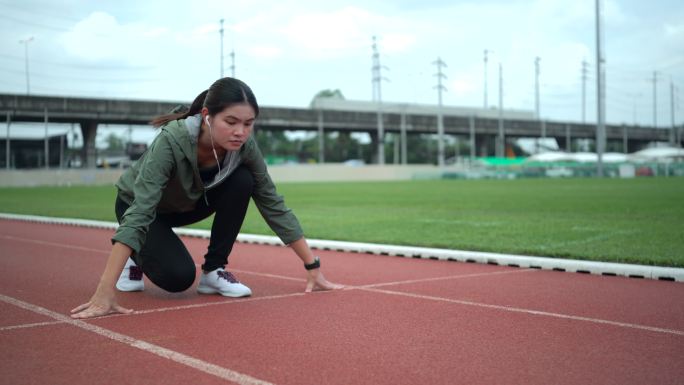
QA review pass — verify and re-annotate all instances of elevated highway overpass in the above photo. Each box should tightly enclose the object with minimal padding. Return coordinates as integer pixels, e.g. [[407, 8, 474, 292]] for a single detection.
[[1, 93, 678, 168]]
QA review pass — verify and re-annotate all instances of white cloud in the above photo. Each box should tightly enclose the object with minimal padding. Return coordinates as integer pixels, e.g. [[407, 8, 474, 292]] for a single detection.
[[664, 23, 684, 37], [281, 7, 373, 58], [275, 5, 419, 60], [59, 11, 173, 64], [2, 0, 679, 126], [450, 76, 477, 96], [381, 33, 416, 54]]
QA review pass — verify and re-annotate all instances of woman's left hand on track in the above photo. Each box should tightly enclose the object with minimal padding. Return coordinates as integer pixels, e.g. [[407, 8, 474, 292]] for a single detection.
[[305, 269, 344, 292]]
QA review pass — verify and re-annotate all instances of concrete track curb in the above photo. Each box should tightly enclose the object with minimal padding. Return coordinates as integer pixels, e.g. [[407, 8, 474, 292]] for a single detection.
[[2, 213, 682, 282]]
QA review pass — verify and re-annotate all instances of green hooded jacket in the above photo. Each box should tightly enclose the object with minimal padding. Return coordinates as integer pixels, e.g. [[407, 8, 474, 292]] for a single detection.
[[112, 115, 303, 254]]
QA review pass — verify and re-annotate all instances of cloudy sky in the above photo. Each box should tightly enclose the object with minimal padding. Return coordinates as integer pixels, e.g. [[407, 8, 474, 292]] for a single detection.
[[1, 0, 683, 128]]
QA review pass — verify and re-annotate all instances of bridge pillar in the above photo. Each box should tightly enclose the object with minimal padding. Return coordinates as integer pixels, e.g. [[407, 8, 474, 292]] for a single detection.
[[369, 131, 380, 164], [475, 134, 494, 157], [317, 110, 325, 164], [80, 120, 98, 168]]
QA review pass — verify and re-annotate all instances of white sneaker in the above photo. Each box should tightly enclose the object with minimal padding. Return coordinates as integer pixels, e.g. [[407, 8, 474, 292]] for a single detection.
[[116, 257, 144, 292], [197, 268, 252, 297]]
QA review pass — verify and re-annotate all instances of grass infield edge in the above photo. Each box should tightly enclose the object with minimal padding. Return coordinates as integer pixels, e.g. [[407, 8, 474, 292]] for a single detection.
[[1, 212, 682, 283]]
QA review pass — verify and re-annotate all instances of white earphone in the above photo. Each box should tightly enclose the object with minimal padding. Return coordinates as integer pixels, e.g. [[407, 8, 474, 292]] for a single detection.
[[204, 115, 222, 175]]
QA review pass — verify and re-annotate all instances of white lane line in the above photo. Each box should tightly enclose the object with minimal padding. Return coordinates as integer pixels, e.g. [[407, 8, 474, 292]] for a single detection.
[[0, 294, 276, 385], [231, 269, 306, 283], [5, 230, 682, 337], [128, 292, 307, 316], [0, 235, 108, 255], [0, 320, 66, 331], [362, 287, 684, 337], [358, 268, 537, 289]]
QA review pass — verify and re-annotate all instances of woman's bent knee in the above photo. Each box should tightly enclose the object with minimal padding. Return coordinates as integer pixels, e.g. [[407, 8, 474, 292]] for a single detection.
[[156, 264, 196, 293]]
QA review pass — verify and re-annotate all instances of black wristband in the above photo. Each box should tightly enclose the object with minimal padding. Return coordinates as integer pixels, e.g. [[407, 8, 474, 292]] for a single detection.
[[304, 256, 320, 270]]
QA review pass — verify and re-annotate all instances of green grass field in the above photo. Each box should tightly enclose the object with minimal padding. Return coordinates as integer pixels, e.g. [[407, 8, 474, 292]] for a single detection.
[[1, 177, 682, 267]]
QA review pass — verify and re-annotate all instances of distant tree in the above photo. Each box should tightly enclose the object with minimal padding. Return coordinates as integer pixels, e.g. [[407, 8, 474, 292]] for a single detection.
[[310, 89, 345, 107], [106, 133, 125, 151]]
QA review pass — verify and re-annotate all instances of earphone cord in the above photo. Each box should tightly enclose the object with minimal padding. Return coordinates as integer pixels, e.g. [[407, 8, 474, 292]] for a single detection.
[[208, 123, 222, 176]]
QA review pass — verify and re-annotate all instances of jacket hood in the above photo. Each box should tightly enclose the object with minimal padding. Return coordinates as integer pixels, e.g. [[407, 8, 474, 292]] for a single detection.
[[166, 114, 251, 189]]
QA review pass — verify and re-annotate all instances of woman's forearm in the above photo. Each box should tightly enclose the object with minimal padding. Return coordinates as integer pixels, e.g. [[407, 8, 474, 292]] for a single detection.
[[99, 242, 133, 288]]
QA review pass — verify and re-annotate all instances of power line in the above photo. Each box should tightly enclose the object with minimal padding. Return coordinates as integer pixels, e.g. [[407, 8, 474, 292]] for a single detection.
[[0, 67, 160, 83], [0, 0, 85, 23], [0, 11, 137, 38], [0, 14, 67, 32], [0, 54, 156, 71]]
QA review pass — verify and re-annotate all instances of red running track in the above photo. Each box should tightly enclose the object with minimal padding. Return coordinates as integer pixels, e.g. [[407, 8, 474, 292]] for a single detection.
[[1, 219, 683, 385]]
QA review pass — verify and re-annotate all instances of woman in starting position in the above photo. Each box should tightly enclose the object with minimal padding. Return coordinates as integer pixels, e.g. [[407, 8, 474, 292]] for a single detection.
[[72, 77, 342, 319]]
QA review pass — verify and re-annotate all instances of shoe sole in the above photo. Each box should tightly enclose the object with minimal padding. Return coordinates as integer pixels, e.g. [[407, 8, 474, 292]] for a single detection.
[[197, 286, 251, 297], [116, 282, 144, 292]]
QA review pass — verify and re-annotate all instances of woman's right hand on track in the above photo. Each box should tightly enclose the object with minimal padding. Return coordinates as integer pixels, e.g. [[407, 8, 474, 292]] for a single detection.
[[70, 285, 133, 319]]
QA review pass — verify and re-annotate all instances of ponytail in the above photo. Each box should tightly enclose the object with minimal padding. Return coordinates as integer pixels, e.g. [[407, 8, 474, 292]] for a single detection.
[[150, 90, 208, 128]]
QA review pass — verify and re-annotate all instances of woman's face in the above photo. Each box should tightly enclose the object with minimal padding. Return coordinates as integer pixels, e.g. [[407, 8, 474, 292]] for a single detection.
[[202, 103, 256, 151]]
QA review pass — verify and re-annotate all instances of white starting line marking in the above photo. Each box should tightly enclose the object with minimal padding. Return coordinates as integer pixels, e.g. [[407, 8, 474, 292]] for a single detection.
[[2, 226, 682, 338], [0, 320, 65, 331], [357, 268, 536, 289], [360, 287, 684, 337], [0, 293, 275, 385]]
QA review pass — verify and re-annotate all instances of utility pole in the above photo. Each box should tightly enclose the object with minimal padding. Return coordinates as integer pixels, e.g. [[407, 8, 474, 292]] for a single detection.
[[671, 78, 676, 145], [19, 37, 33, 95], [535, 57, 541, 119], [227, 20, 236, 77], [632, 93, 640, 125], [595, 0, 606, 177], [230, 49, 235, 77], [652, 71, 659, 128], [5, 112, 10, 170], [371, 36, 388, 165], [219, 19, 224, 77], [44, 107, 49, 169], [581, 59, 589, 124], [433, 57, 447, 167], [497, 63, 505, 158], [484, 49, 491, 109]]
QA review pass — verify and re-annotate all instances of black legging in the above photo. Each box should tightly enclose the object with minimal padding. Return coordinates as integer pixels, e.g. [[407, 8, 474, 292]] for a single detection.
[[115, 165, 253, 292]]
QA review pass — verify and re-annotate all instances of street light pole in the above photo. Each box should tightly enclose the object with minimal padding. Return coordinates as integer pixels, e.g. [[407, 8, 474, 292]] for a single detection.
[[19, 36, 33, 95], [484, 49, 490, 109], [535, 57, 541, 119], [433, 57, 447, 166], [219, 19, 224, 78], [595, 0, 606, 177]]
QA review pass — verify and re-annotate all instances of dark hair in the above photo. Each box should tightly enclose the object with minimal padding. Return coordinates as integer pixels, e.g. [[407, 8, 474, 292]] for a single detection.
[[150, 77, 259, 127]]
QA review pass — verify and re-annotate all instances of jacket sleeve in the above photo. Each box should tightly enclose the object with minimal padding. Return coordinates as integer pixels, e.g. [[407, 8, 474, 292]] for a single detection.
[[242, 138, 304, 244], [111, 132, 176, 254]]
